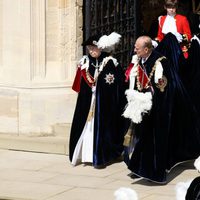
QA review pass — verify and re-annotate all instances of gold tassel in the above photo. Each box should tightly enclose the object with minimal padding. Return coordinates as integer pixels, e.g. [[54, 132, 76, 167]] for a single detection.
[[123, 128, 133, 147], [123, 123, 134, 147], [87, 100, 95, 122], [87, 110, 94, 121]]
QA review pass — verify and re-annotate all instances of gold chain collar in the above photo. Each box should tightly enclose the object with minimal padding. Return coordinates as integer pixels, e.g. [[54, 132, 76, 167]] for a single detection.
[[136, 56, 166, 91]]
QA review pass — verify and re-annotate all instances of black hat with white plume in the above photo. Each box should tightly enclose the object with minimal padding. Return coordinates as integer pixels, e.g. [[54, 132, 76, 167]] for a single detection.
[[175, 156, 200, 200], [82, 32, 121, 52]]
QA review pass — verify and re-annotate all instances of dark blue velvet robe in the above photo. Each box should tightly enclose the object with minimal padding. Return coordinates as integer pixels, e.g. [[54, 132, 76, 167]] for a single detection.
[[69, 52, 128, 167], [127, 45, 200, 183], [180, 35, 200, 116], [185, 176, 200, 200]]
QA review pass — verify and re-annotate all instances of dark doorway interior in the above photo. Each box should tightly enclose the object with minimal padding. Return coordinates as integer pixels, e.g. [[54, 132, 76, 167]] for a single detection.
[[141, 0, 200, 39], [83, 0, 200, 68], [83, 0, 141, 69]]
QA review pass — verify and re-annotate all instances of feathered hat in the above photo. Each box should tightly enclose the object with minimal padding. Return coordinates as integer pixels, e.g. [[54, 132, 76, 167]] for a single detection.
[[82, 34, 101, 46], [82, 32, 121, 53], [175, 156, 200, 200], [96, 32, 121, 52]]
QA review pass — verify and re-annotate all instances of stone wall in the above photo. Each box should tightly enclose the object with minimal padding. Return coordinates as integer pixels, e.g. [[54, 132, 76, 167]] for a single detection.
[[0, 0, 82, 135]]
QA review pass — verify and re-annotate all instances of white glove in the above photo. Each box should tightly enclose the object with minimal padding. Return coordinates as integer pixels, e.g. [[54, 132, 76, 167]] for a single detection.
[[152, 40, 158, 48], [79, 55, 89, 70], [131, 55, 139, 64], [174, 32, 183, 43]]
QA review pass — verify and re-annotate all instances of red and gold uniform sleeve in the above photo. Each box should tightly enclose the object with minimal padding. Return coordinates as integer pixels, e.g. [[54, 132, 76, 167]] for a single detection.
[[155, 16, 166, 42], [175, 14, 192, 41]]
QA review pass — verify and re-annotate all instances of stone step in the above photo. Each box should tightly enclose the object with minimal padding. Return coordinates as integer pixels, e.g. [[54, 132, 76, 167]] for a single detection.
[[0, 123, 72, 155], [0, 133, 69, 155], [52, 123, 71, 137]]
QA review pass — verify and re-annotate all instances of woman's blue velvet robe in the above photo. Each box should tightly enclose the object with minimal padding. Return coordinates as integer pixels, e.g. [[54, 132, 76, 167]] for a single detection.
[[69, 52, 128, 167]]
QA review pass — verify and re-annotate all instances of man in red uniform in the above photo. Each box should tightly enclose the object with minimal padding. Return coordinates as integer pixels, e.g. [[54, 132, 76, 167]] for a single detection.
[[155, 0, 192, 58]]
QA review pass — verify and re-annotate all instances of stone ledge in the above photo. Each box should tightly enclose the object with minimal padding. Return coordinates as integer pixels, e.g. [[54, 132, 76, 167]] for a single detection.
[[0, 134, 69, 155], [52, 123, 71, 137]]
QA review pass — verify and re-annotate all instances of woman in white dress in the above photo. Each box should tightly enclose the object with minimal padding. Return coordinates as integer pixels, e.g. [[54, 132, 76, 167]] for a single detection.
[[69, 32, 128, 167]]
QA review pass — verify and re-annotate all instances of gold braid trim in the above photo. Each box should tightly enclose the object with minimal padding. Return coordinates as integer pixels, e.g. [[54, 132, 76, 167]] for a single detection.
[[136, 56, 166, 91], [87, 99, 95, 121]]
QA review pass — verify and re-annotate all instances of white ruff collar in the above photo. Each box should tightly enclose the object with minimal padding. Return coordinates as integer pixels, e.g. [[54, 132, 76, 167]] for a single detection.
[[162, 15, 177, 35]]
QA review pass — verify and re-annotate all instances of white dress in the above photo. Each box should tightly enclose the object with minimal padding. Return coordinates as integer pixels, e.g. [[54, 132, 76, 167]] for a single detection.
[[71, 68, 99, 166]]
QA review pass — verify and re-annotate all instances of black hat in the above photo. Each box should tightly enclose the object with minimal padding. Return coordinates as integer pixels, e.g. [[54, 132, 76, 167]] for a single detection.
[[185, 176, 200, 200], [82, 34, 101, 46]]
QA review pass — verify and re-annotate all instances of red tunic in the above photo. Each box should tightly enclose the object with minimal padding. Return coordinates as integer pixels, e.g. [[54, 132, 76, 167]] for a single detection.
[[156, 14, 192, 41], [156, 14, 192, 58]]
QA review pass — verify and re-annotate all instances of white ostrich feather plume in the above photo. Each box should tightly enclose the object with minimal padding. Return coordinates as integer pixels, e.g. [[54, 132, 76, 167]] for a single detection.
[[191, 35, 200, 45], [175, 157, 200, 200], [175, 180, 192, 200], [194, 156, 200, 172], [123, 90, 152, 124], [114, 187, 138, 200], [97, 32, 121, 52]]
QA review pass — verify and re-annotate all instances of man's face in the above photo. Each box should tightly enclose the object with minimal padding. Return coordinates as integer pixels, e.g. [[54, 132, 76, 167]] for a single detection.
[[134, 39, 148, 59], [87, 45, 101, 58]]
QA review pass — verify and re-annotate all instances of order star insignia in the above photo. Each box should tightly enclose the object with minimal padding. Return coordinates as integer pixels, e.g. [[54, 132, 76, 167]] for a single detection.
[[104, 73, 115, 84]]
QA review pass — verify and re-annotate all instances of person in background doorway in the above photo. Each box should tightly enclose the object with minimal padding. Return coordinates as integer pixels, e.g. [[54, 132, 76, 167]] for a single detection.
[[155, 0, 192, 58]]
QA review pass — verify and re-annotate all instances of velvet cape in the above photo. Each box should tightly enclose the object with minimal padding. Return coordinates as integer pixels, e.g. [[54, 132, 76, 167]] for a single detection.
[[69, 52, 128, 167], [186, 176, 200, 200], [156, 33, 200, 173], [180, 35, 200, 116], [126, 45, 200, 183]]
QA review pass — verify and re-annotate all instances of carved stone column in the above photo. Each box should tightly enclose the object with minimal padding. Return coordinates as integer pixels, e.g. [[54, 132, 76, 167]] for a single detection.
[[0, 0, 83, 135], [30, 0, 46, 81]]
